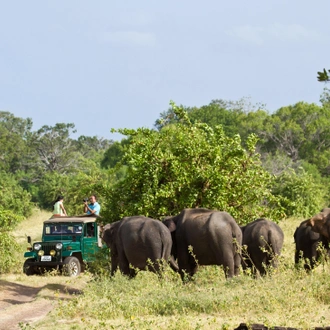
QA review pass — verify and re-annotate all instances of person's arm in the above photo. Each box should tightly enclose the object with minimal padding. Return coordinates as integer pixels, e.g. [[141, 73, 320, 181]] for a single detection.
[[84, 203, 97, 214], [84, 201, 88, 213], [60, 203, 67, 216]]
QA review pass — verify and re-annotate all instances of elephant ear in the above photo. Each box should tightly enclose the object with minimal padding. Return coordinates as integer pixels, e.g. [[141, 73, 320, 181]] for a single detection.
[[308, 215, 329, 238], [163, 218, 176, 232], [101, 222, 119, 248]]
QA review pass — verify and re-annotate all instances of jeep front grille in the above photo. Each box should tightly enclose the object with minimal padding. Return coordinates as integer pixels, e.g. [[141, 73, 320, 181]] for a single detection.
[[42, 244, 56, 254]]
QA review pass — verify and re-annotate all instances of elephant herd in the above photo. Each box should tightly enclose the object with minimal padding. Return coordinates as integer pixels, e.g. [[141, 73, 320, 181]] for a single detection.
[[101, 207, 330, 280]]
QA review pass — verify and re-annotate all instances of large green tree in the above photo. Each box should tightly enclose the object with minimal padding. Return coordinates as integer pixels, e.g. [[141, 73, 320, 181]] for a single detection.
[[102, 102, 284, 224], [0, 111, 32, 174]]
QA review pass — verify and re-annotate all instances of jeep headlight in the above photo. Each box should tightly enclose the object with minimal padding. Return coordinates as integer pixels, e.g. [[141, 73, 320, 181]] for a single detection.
[[34, 243, 42, 251], [38, 250, 44, 256], [55, 243, 63, 250], [50, 250, 56, 256]]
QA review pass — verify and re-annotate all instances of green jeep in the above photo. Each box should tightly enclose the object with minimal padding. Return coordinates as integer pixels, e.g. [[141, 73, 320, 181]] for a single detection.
[[23, 215, 104, 276]]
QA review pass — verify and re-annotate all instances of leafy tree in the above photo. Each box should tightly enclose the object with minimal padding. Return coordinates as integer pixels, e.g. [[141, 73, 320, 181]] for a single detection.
[[155, 97, 266, 139], [103, 102, 284, 224], [0, 111, 32, 173], [272, 168, 326, 218], [27, 123, 80, 176], [74, 135, 113, 161], [37, 159, 112, 216], [0, 171, 33, 218], [101, 138, 131, 168]]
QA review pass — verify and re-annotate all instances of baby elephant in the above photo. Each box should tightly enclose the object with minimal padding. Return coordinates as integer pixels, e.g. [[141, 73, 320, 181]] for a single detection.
[[241, 218, 284, 275], [102, 216, 178, 277]]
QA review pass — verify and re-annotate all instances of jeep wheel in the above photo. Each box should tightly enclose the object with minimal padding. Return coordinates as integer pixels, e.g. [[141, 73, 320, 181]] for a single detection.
[[63, 257, 81, 276], [23, 259, 36, 276]]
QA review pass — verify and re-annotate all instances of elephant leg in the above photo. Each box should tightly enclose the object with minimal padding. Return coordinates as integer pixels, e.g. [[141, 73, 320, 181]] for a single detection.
[[233, 252, 241, 276], [222, 258, 235, 278], [178, 250, 197, 281], [118, 249, 130, 276], [129, 267, 137, 278], [110, 252, 119, 276]]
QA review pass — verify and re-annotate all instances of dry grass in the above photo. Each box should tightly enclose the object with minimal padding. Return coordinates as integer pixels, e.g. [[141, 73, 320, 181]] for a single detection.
[[10, 213, 330, 330], [14, 208, 52, 246]]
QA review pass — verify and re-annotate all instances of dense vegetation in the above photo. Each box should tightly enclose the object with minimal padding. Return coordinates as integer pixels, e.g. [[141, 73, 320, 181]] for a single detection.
[[2, 91, 330, 273]]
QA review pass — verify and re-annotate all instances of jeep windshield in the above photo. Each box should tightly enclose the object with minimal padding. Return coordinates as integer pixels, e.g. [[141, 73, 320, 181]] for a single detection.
[[44, 223, 83, 235]]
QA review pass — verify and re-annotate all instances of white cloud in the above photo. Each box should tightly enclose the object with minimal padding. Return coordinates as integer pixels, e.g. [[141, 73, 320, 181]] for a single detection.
[[99, 30, 156, 47], [226, 25, 264, 45], [269, 23, 321, 42], [226, 23, 323, 45]]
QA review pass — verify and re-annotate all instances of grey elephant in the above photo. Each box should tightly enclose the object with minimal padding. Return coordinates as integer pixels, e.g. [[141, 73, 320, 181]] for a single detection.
[[293, 219, 328, 270], [102, 216, 179, 277], [163, 208, 242, 280], [241, 218, 284, 275], [299, 208, 330, 268]]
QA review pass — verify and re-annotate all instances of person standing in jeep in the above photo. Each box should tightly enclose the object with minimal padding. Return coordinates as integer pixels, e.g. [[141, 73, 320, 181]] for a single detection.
[[83, 194, 100, 215], [53, 195, 67, 216]]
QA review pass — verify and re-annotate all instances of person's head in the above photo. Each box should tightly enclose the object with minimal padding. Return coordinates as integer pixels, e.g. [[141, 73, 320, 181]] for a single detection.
[[89, 195, 97, 204], [56, 195, 64, 202]]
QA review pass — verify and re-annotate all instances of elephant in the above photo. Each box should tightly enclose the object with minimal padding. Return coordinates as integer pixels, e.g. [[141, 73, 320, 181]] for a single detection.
[[306, 207, 330, 238], [293, 219, 328, 270], [298, 208, 330, 268], [240, 218, 284, 275], [162, 208, 242, 280], [101, 216, 179, 277]]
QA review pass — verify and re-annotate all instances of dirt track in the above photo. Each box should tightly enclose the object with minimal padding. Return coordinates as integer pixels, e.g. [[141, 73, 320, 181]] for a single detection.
[[0, 275, 86, 330]]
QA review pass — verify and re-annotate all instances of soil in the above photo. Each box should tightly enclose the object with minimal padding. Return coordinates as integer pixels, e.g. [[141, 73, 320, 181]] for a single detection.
[[0, 274, 87, 330]]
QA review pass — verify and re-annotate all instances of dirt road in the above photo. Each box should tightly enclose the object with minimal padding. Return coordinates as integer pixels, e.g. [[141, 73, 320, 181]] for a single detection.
[[0, 274, 87, 330]]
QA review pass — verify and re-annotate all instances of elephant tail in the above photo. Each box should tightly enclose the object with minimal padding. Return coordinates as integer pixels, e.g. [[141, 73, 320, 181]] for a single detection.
[[160, 231, 179, 272], [267, 229, 282, 259]]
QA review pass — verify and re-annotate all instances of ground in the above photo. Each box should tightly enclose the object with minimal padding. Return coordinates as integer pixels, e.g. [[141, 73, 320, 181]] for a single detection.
[[0, 273, 88, 330]]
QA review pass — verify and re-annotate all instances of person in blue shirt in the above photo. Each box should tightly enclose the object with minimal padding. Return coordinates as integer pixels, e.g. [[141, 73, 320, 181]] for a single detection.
[[83, 194, 101, 215]]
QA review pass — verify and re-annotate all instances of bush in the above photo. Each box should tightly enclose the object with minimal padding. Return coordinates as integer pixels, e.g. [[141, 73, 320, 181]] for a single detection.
[[0, 208, 23, 274], [272, 168, 326, 218], [0, 171, 33, 218], [104, 102, 284, 224]]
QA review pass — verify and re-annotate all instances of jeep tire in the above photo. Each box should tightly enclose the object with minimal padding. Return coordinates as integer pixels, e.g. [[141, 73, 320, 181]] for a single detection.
[[63, 256, 81, 277], [23, 259, 36, 276]]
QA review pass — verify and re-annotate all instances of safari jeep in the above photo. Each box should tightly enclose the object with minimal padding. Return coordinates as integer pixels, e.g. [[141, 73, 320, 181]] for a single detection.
[[23, 215, 103, 276]]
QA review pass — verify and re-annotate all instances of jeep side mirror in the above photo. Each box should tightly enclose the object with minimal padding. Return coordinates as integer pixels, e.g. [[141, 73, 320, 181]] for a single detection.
[[27, 236, 31, 244]]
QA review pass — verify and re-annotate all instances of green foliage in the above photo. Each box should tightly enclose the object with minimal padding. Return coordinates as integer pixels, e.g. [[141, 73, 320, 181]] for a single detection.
[[27, 123, 80, 175], [0, 208, 24, 230], [0, 172, 33, 218], [0, 208, 23, 274], [74, 135, 113, 162], [272, 168, 326, 218], [37, 160, 111, 216], [103, 102, 284, 224], [0, 111, 32, 174], [317, 68, 330, 82], [0, 231, 20, 274], [101, 138, 130, 168]]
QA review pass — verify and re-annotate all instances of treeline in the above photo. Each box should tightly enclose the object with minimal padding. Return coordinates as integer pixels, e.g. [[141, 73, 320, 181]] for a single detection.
[[2, 93, 330, 225]]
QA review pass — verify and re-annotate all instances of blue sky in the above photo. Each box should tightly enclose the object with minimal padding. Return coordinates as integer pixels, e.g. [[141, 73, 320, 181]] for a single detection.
[[0, 1, 329, 141]]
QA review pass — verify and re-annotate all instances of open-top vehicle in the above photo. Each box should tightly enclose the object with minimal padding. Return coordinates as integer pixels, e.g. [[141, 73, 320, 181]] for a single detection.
[[23, 214, 104, 276]]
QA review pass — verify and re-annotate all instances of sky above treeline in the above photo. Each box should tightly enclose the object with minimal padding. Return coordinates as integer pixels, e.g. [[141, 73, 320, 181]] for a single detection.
[[0, 1, 329, 141]]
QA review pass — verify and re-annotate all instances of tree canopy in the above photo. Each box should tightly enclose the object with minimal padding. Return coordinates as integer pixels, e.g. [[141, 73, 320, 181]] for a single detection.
[[102, 102, 284, 224]]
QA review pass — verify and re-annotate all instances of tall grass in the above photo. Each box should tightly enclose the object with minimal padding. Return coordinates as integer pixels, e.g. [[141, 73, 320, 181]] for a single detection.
[[28, 216, 330, 330]]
